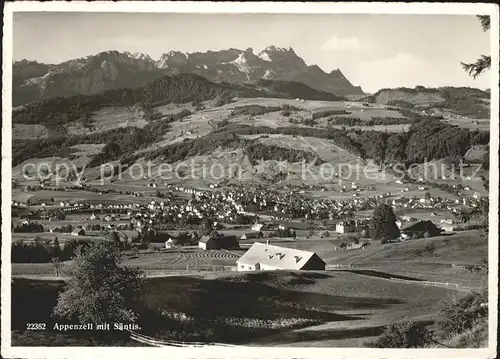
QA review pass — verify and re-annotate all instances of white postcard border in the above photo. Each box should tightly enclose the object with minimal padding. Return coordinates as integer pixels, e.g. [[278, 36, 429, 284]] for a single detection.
[[2, 2, 498, 359]]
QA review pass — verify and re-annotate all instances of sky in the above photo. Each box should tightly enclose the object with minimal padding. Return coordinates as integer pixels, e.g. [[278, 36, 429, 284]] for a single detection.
[[13, 12, 491, 93]]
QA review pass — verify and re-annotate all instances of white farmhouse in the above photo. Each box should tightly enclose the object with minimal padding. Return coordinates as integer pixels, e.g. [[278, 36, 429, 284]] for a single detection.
[[237, 242, 325, 271]]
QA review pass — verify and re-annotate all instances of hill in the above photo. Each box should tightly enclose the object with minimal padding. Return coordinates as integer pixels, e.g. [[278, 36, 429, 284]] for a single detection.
[[364, 86, 490, 118], [13, 47, 363, 106], [323, 231, 487, 266], [12, 73, 342, 129]]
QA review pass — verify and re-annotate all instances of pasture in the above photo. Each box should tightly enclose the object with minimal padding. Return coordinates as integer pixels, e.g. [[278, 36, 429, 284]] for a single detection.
[[87, 106, 148, 134], [12, 232, 105, 244], [11, 247, 241, 277], [370, 90, 445, 106]]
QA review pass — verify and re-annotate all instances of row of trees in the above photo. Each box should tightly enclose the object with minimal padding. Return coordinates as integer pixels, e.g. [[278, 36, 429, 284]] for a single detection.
[[11, 237, 90, 263]]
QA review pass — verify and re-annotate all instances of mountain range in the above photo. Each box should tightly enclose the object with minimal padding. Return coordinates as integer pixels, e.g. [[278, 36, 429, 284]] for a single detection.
[[13, 46, 364, 106]]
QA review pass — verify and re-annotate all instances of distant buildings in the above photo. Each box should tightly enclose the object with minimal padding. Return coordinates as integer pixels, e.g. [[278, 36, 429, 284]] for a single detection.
[[440, 224, 458, 233], [237, 242, 326, 271], [71, 228, 85, 236], [240, 232, 264, 240]]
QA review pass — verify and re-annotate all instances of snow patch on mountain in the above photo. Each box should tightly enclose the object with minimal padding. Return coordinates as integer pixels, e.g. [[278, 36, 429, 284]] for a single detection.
[[231, 52, 251, 80], [131, 52, 152, 61], [259, 52, 272, 62], [262, 70, 274, 79]]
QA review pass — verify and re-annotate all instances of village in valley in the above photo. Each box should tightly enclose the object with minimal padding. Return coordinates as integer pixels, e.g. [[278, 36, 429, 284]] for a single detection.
[[12, 172, 488, 275]]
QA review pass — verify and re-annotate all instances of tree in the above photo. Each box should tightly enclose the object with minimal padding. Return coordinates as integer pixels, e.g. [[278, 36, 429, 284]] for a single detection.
[[366, 320, 434, 348], [107, 231, 121, 245], [214, 92, 233, 107], [461, 16, 491, 79], [456, 211, 471, 225], [208, 119, 218, 130], [370, 204, 400, 242], [53, 241, 143, 324], [104, 141, 122, 158], [202, 217, 214, 235], [53, 237, 61, 259], [440, 291, 488, 335]]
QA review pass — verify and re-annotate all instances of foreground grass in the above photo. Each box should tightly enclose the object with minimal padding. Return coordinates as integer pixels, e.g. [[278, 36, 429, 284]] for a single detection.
[[11, 330, 142, 347], [12, 270, 459, 346], [323, 231, 487, 266], [425, 319, 488, 348], [441, 319, 488, 348]]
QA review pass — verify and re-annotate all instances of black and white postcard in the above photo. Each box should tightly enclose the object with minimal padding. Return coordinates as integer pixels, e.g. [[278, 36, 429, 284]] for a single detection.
[[1, 2, 498, 359]]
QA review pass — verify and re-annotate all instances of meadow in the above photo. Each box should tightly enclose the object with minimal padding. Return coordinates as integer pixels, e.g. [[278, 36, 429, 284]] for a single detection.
[[11, 270, 461, 347]]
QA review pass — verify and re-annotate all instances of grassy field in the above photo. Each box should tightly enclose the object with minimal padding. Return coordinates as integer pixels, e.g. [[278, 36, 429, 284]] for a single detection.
[[260, 230, 487, 289], [321, 230, 487, 265], [12, 232, 106, 244], [11, 247, 241, 277], [370, 90, 445, 106], [11, 271, 462, 347]]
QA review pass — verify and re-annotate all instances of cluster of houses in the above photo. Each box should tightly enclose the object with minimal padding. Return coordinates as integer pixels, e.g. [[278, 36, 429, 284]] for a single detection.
[[13, 179, 485, 252]]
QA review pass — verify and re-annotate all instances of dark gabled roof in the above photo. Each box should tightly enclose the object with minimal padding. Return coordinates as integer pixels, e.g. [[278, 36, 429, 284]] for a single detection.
[[200, 234, 238, 243], [402, 220, 441, 235]]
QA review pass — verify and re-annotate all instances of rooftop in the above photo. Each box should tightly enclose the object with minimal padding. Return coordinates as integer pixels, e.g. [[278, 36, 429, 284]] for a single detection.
[[237, 242, 322, 270]]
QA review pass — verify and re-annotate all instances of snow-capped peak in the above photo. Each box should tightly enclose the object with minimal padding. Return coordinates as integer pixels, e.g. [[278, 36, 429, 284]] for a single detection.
[[232, 52, 248, 66], [131, 52, 152, 61], [263, 45, 293, 53], [258, 52, 272, 62], [231, 53, 251, 79]]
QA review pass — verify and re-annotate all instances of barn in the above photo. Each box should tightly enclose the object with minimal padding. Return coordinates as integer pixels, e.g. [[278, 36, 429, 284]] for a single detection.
[[199, 235, 239, 250], [71, 228, 85, 236], [402, 220, 442, 238], [237, 242, 326, 271], [165, 238, 174, 249]]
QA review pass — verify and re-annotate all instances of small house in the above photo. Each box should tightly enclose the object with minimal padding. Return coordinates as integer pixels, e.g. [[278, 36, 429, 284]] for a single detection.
[[236, 242, 325, 271], [71, 228, 85, 236], [251, 223, 264, 232], [199, 234, 239, 250], [440, 224, 458, 233], [336, 221, 355, 234]]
